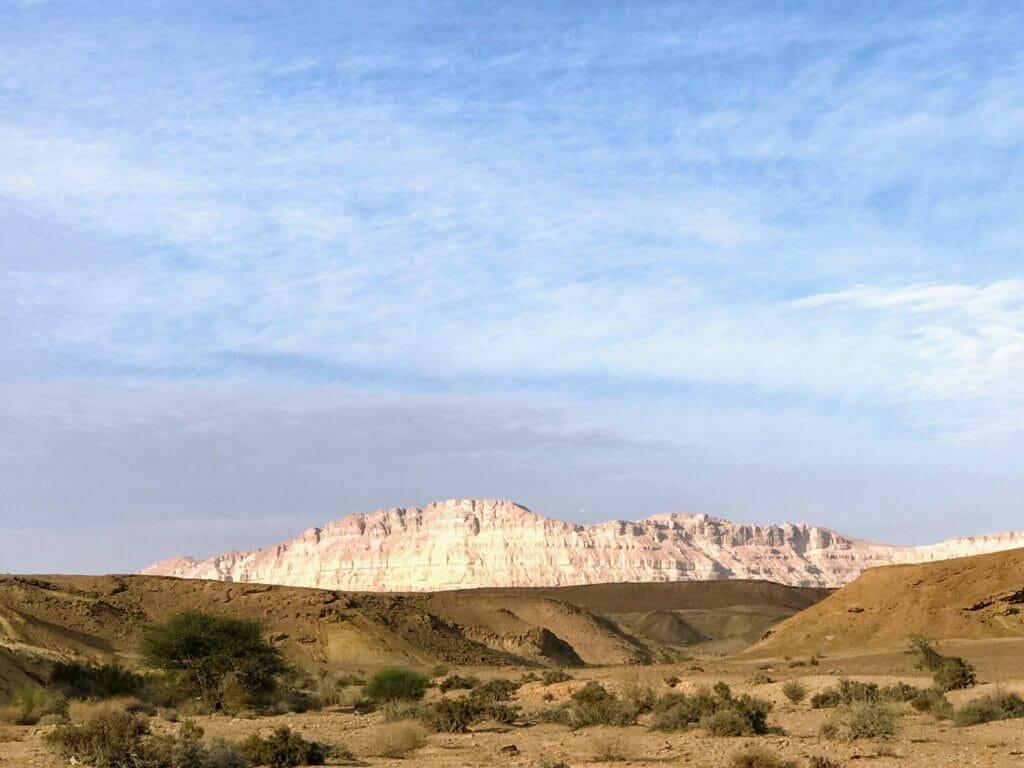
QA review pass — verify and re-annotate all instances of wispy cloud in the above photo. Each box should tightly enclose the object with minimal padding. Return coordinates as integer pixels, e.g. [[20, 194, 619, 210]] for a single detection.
[[2, 2, 1024, 566]]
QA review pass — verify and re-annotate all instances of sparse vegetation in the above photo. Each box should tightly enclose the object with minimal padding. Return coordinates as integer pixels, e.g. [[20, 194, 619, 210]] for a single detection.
[[139, 611, 288, 710], [46, 709, 151, 768], [845, 700, 899, 739], [49, 661, 144, 700], [364, 667, 430, 704], [808, 758, 842, 768], [237, 726, 337, 767], [811, 679, 879, 708], [0, 687, 69, 725], [650, 682, 773, 735], [365, 722, 428, 758], [438, 674, 478, 693], [730, 746, 797, 768], [566, 681, 638, 727], [542, 669, 572, 686], [910, 688, 952, 719], [590, 734, 629, 762], [781, 680, 807, 704], [907, 636, 975, 691], [953, 691, 1024, 727]]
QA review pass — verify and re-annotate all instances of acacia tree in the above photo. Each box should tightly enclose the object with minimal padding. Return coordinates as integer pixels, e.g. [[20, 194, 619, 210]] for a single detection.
[[139, 611, 287, 708]]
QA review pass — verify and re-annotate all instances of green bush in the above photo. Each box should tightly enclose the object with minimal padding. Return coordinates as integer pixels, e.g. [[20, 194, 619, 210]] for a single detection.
[[907, 636, 975, 691], [0, 687, 69, 725], [140, 611, 287, 710], [730, 747, 797, 768], [811, 679, 879, 709], [781, 680, 806, 704], [910, 688, 952, 719], [650, 684, 772, 735], [237, 726, 333, 767], [49, 661, 144, 700], [46, 710, 150, 768], [953, 691, 1024, 727], [419, 698, 477, 733], [934, 657, 976, 692], [566, 682, 637, 727], [879, 682, 919, 702], [363, 668, 429, 704], [470, 678, 520, 703], [846, 701, 898, 739]]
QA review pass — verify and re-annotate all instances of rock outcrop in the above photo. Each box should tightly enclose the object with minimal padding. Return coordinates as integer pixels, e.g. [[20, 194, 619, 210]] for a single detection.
[[142, 498, 1024, 591]]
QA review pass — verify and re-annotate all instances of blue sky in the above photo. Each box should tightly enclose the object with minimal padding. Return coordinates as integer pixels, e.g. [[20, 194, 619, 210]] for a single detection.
[[2, 1, 1023, 572]]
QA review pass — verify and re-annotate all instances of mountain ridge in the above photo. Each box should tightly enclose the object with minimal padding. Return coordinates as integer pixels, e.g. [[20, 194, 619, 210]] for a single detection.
[[143, 498, 1024, 591]]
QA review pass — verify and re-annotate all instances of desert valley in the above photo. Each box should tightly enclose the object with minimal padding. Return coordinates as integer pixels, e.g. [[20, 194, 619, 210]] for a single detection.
[[3, 499, 1024, 767]]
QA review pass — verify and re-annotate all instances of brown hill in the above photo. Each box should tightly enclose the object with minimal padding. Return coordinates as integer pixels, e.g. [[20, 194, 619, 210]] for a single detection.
[[0, 574, 832, 700], [750, 547, 1024, 657], [0, 573, 653, 700], [466, 580, 832, 653]]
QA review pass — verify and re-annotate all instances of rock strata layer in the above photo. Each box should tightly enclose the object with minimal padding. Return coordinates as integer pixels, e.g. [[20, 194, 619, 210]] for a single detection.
[[142, 498, 1024, 590]]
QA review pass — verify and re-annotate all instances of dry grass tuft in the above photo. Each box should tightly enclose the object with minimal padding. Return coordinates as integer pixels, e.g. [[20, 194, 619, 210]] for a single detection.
[[364, 722, 428, 759]]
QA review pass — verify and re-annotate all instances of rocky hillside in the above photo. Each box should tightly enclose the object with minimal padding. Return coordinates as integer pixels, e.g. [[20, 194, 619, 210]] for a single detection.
[[143, 498, 1024, 591], [0, 573, 654, 695], [750, 547, 1024, 656]]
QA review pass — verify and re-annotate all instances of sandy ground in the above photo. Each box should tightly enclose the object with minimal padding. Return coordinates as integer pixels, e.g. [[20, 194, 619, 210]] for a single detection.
[[4, 641, 1024, 768]]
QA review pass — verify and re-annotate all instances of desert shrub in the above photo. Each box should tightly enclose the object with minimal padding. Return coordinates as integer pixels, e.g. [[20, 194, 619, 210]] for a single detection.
[[566, 681, 637, 727], [49, 661, 144, 701], [590, 734, 628, 761], [622, 681, 656, 713], [204, 739, 251, 768], [438, 674, 478, 693], [750, 671, 773, 685], [730, 746, 797, 768], [419, 698, 477, 732], [650, 684, 772, 735], [140, 611, 287, 710], [46, 708, 251, 768], [542, 669, 572, 685], [934, 657, 976, 692], [38, 713, 70, 725], [382, 700, 422, 722], [781, 680, 807, 704], [45, 709, 150, 768], [910, 688, 952, 718], [907, 636, 975, 691], [0, 687, 69, 725], [953, 691, 1024, 727], [818, 722, 840, 740], [879, 682, 918, 702], [470, 678, 520, 703], [808, 758, 842, 768], [846, 700, 898, 739], [811, 679, 878, 709], [366, 722, 427, 758], [702, 708, 750, 736], [363, 668, 429, 704], [237, 726, 333, 767]]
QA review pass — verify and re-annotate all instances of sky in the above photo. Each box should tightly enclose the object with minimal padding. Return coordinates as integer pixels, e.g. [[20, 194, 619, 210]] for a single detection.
[[2, 1, 1023, 573]]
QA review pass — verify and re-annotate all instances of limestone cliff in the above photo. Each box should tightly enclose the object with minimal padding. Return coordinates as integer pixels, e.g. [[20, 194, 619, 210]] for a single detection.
[[142, 499, 1024, 590]]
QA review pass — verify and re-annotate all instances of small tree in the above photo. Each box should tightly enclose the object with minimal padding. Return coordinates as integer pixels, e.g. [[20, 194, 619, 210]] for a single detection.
[[906, 635, 975, 691], [139, 611, 287, 709]]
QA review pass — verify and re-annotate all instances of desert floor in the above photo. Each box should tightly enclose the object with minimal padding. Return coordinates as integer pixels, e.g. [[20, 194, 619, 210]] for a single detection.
[[4, 639, 1024, 768]]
